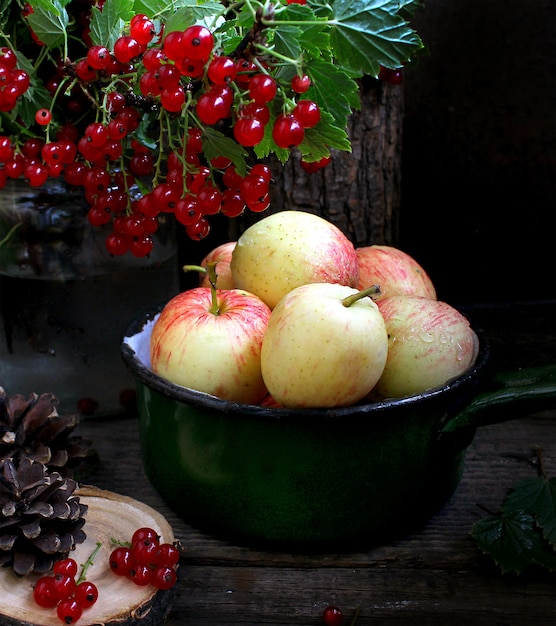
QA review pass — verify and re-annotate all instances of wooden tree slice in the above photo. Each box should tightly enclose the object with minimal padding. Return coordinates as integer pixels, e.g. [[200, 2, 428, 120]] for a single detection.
[[0, 485, 177, 626]]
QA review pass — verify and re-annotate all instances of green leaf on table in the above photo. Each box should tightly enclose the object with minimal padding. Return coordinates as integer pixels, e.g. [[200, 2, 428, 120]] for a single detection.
[[503, 476, 556, 547], [471, 510, 556, 574]]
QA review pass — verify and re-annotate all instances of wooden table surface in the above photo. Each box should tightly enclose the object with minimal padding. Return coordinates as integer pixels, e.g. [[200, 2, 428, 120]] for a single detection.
[[78, 301, 556, 626]]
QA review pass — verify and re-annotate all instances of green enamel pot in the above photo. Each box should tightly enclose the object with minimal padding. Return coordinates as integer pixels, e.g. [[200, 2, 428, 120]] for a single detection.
[[121, 308, 556, 551]]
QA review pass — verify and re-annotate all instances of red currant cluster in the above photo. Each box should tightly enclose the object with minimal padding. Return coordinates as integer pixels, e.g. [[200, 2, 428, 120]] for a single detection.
[[109, 526, 180, 590], [0, 47, 30, 113], [33, 557, 98, 625], [0, 8, 333, 258]]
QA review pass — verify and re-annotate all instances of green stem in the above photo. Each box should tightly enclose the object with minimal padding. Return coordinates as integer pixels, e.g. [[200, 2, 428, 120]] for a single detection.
[[342, 285, 381, 307], [0, 221, 22, 247], [349, 606, 362, 626], [183, 262, 221, 315], [76, 541, 102, 585]]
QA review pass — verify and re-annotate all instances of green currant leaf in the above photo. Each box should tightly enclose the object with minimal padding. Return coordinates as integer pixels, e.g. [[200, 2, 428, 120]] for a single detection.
[[274, 5, 330, 59], [25, 0, 69, 49], [329, 0, 423, 76], [503, 476, 556, 547], [89, 0, 134, 50], [273, 24, 302, 64], [299, 109, 351, 159], [202, 128, 248, 176], [470, 510, 556, 575], [305, 59, 360, 131]]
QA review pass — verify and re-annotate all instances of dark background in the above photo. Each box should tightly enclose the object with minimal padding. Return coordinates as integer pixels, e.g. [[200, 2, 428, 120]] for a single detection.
[[399, 0, 556, 305]]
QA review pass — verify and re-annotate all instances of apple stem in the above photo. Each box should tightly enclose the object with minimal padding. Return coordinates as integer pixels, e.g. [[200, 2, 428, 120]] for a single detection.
[[182, 262, 221, 315], [342, 284, 381, 307]]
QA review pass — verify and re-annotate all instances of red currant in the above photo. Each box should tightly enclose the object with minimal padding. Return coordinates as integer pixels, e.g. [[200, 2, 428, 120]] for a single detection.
[[75, 59, 97, 82], [175, 196, 202, 226], [131, 526, 160, 545], [300, 155, 332, 173], [291, 73, 311, 93], [161, 85, 186, 113], [86, 45, 112, 70], [240, 173, 269, 204], [208, 55, 237, 85], [106, 232, 131, 256], [154, 543, 180, 568], [233, 116, 264, 147], [322, 605, 343, 626], [220, 190, 245, 217], [378, 65, 403, 84], [196, 89, 231, 125], [130, 14, 156, 45], [272, 113, 304, 149], [74, 580, 98, 608], [53, 558, 78, 578], [181, 25, 214, 61], [35, 108, 52, 125], [52, 572, 77, 601], [293, 99, 321, 128], [24, 162, 49, 187], [130, 235, 154, 257], [248, 74, 277, 103], [130, 562, 153, 586], [33, 576, 58, 608], [186, 217, 210, 240], [57, 597, 83, 625], [113, 35, 143, 63], [109, 546, 137, 576], [151, 565, 177, 590], [0, 135, 13, 161], [133, 537, 160, 564]]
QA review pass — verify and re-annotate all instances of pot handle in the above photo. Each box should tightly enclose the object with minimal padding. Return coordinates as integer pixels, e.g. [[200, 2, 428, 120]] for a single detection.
[[440, 364, 556, 435]]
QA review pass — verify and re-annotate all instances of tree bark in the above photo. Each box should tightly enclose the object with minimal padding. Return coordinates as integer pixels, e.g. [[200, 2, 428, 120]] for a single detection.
[[229, 76, 404, 247]]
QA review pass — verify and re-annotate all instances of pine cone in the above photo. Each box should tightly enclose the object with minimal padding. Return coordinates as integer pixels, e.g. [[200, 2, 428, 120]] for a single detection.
[[0, 457, 88, 576], [0, 388, 92, 476]]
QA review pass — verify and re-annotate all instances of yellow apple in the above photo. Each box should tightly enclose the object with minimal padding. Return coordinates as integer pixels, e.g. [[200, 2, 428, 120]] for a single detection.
[[230, 210, 359, 308], [260, 283, 388, 408]]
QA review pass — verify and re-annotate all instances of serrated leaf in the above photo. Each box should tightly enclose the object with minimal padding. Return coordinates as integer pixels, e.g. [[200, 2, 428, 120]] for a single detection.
[[503, 476, 556, 547], [26, 0, 69, 49], [276, 5, 330, 58], [202, 128, 248, 176], [306, 59, 360, 130], [298, 109, 351, 158], [273, 24, 302, 62], [329, 0, 423, 76], [89, 0, 134, 50], [471, 510, 556, 574]]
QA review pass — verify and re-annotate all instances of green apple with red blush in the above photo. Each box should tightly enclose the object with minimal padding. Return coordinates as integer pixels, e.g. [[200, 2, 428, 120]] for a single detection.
[[372, 295, 479, 399], [356, 244, 436, 300], [150, 262, 271, 404]]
